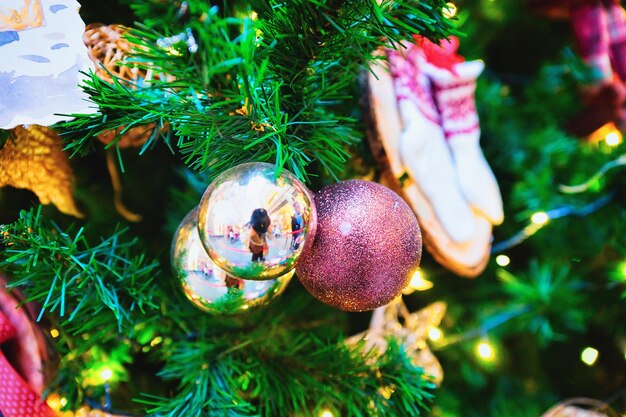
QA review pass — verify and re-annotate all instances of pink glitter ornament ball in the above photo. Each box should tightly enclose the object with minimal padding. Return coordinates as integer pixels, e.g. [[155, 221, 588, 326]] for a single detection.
[[296, 180, 422, 311]]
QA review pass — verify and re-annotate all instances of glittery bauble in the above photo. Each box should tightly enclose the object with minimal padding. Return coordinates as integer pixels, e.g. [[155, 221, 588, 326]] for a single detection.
[[171, 208, 293, 314], [198, 162, 316, 280], [296, 180, 422, 311]]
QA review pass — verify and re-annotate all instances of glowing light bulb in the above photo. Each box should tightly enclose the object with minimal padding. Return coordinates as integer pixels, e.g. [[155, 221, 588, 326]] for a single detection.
[[320, 410, 334, 417], [250, 11, 258, 20], [605, 130, 622, 146], [531, 211, 549, 225], [495, 255, 510, 267], [428, 327, 443, 342], [100, 368, 113, 381], [408, 270, 434, 291], [581, 347, 599, 366], [619, 262, 626, 280], [46, 395, 62, 410], [476, 341, 495, 362], [50, 328, 60, 338], [443, 2, 458, 18]]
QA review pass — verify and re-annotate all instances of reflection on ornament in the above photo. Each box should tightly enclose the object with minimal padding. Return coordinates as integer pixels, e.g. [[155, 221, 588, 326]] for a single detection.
[[198, 163, 316, 280], [297, 180, 421, 311], [346, 298, 446, 386], [172, 208, 292, 314]]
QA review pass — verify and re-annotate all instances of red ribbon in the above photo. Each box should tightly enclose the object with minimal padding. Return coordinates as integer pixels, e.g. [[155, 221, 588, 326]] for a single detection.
[[0, 311, 56, 417]]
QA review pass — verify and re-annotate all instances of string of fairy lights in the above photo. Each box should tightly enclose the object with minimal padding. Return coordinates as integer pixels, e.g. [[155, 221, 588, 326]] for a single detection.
[[40, 5, 626, 416]]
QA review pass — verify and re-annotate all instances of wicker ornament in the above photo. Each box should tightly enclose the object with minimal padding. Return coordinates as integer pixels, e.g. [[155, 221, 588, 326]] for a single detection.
[[83, 24, 172, 222], [541, 398, 618, 417], [83, 24, 165, 149]]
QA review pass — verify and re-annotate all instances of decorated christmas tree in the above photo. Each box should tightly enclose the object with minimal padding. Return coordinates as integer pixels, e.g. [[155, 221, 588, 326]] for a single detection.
[[1, 0, 625, 416]]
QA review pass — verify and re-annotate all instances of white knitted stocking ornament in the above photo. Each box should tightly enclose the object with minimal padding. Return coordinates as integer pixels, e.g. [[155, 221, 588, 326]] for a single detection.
[[388, 45, 476, 243], [426, 60, 504, 225]]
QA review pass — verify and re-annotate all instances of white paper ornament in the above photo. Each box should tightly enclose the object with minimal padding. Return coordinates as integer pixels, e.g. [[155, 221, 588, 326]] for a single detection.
[[0, 0, 96, 129]]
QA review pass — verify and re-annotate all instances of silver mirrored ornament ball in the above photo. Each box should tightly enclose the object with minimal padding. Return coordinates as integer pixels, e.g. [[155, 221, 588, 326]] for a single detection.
[[171, 208, 293, 314], [197, 162, 316, 280]]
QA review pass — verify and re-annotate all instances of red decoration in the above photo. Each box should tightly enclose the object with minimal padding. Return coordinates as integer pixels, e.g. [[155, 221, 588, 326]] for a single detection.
[[413, 35, 464, 74], [0, 311, 55, 417]]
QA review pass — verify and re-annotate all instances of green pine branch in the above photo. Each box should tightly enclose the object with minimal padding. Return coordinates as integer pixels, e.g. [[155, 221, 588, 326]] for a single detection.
[[60, 0, 456, 181], [139, 334, 434, 417], [0, 206, 160, 333]]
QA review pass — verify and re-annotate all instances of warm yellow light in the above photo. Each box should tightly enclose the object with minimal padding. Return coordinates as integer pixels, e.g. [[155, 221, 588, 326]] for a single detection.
[[320, 410, 334, 417], [476, 341, 495, 361], [409, 270, 434, 291], [443, 2, 458, 18], [50, 328, 60, 338], [605, 130, 622, 146], [581, 347, 599, 366], [164, 46, 182, 57], [428, 327, 443, 342], [60, 397, 68, 407], [46, 395, 62, 410], [242, 305, 250, 310], [531, 211, 549, 225], [100, 368, 113, 381], [495, 255, 510, 267], [250, 11, 258, 20], [150, 336, 163, 347]]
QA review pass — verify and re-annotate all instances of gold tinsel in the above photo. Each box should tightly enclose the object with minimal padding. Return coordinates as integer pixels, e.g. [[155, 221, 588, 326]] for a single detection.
[[0, 125, 82, 218]]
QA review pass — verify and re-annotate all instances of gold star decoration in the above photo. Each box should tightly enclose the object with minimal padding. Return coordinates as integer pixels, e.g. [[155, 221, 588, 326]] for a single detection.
[[347, 298, 446, 386], [0, 125, 82, 218]]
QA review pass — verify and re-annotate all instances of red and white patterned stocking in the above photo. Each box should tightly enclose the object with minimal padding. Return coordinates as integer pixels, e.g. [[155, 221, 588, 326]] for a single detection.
[[603, 0, 626, 82], [570, 0, 613, 81], [0, 311, 55, 417], [425, 58, 503, 226], [387, 43, 477, 243]]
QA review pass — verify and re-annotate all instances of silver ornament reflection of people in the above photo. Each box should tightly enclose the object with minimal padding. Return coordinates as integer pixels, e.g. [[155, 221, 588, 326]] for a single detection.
[[197, 162, 317, 280], [248, 208, 271, 262]]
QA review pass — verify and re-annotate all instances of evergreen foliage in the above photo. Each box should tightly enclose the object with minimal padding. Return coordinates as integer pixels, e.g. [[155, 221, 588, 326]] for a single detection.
[[1, 0, 625, 416]]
